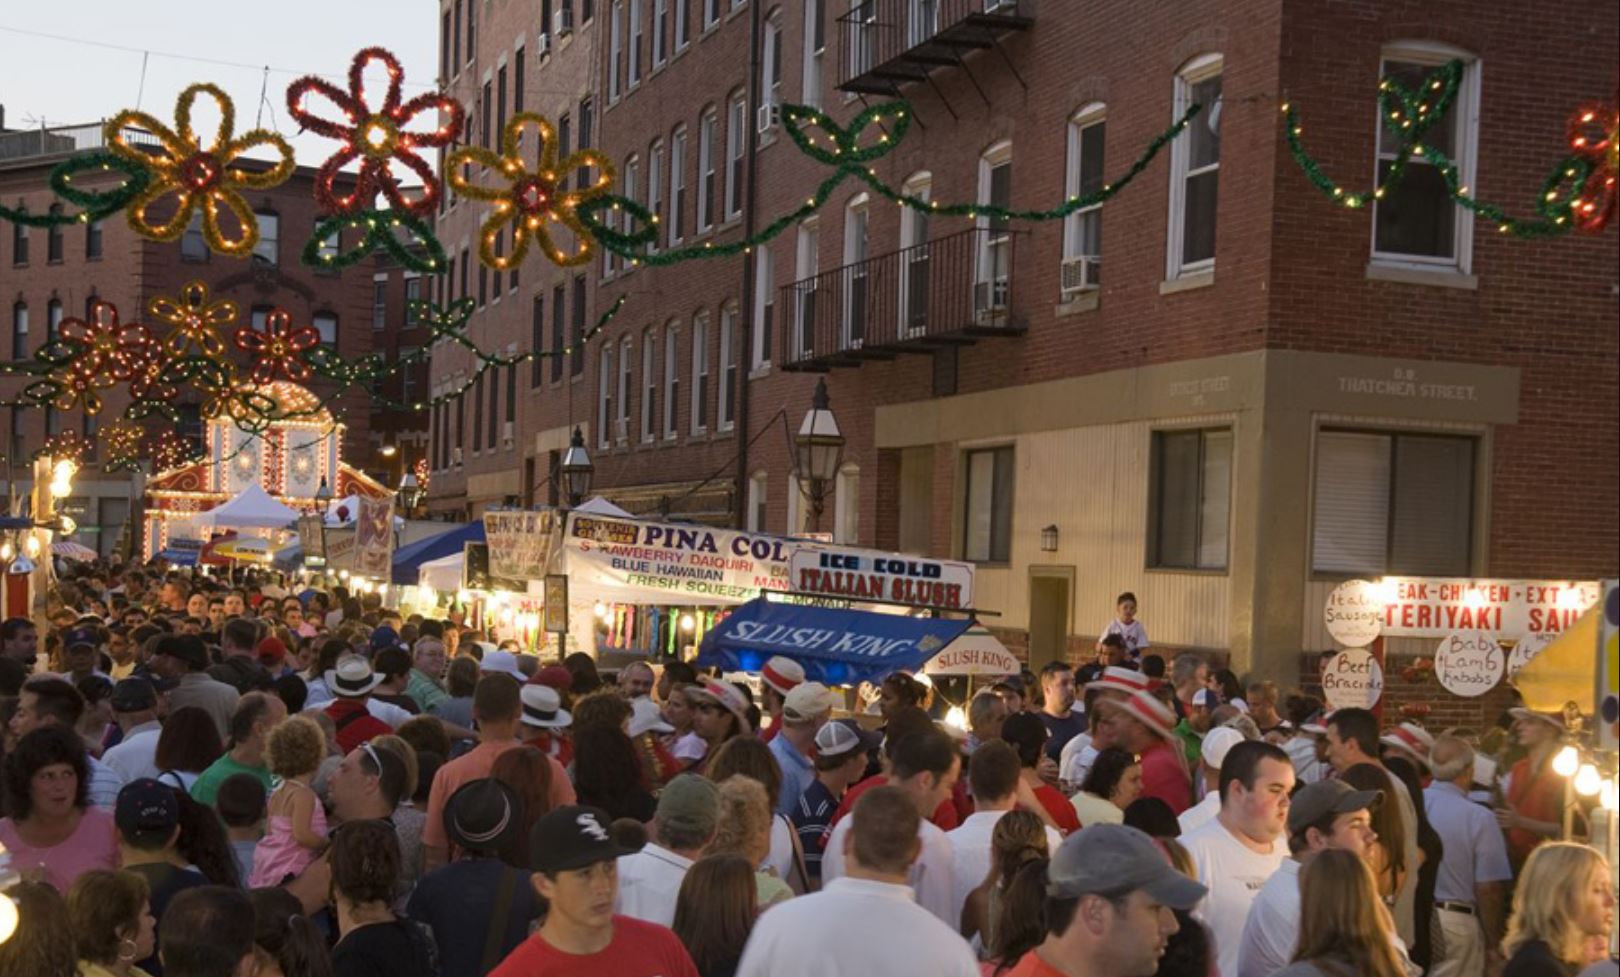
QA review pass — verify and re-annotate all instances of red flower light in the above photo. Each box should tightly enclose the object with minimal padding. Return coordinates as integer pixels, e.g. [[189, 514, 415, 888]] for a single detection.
[[235, 309, 321, 384]]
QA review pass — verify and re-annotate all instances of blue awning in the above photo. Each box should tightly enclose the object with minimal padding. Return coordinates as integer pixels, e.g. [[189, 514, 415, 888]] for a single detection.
[[391, 522, 485, 585], [156, 547, 199, 566], [696, 597, 974, 686]]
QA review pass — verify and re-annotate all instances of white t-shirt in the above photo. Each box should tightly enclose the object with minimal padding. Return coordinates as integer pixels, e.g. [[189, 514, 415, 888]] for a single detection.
[[1236, 858, 1301, 977], [1181, 817, 1288, 977], [1058, 732, 1096, 791], [1102, 618, 1149, 654], [615, 843, 693, 927], [102, 722, 163, 783], [1284, 735, 1325, 785], [765, 813, 795, 885], [1177, 790, 1222, 835], [946, 810, 1063, 932], [736, 877, 979, 977], [822, 806, 956, 927]]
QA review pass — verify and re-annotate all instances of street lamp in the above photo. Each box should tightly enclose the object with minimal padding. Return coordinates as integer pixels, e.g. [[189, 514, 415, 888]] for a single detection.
[[559, 426, 594, 509], [793, 378, 845, 531], [398, 471, 424, 514], [313, 477, 333, 566]]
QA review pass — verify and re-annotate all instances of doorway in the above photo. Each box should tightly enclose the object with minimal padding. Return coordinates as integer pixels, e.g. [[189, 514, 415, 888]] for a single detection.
[[1027, 567, 1074, 672]]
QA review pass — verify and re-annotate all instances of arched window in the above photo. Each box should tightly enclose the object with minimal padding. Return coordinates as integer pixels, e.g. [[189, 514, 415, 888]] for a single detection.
[[976, 142, 1012, 316]]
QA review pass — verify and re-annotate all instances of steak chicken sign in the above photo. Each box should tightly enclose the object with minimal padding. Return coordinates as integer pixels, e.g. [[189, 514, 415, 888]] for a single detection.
[[1376, 578, 1601, 638], [789, 550, 975, 611]]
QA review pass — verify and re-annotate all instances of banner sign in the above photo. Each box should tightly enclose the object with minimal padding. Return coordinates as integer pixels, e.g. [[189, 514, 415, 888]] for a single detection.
[[296, 514, 326, 566], [696, 596, 974, 686], [1320, 647, 1384, 710], [1377, 578, 1602, 638], [544, 574, 569, 634], [924, 628, 1019, 675], [462, 542, 490, 592], [352, 497, 395, 577], [484, 509, 561, 583], [789, 549, 974, 610], [1434, 631, 1505, 698], [566, 514, 796, 604], [1325, 579, 1385, 647]]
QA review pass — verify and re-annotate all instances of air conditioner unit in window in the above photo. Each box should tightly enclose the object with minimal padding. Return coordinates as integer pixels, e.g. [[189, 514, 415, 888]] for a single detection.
[[554, 8, 573, 36], [756, 102, 781, 134], [1060, 256, 1101, 297], [452, 447, 464, 467], [536, 32, 551, 56], [502, 420, 514, 447]]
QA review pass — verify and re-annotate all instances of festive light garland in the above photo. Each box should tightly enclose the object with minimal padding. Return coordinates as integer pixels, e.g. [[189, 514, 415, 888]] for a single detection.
[[234, 309, 321, 384], [1284, 60, 1615, 237], [102, 420, 146, 473], [0, 152, 151, 228], [303, 207, 446, 273]]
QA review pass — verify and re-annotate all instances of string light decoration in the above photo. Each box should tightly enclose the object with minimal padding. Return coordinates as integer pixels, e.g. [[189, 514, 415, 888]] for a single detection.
[[448, 112, 616, 269], [48, 300, 160, 414], [38, 430, 89, 465], [105, 83, 295, 256], [303, 207, 446, 273], [234, 309, 321, 384], [149, 280, 236, 358], [0, 153, 151, 228], [152, 430, 202, 473], [413, 457, 430, 493], [1284, 61, 1615, 237], [287, 46, 464, 217], [102, 420, 146, 473]]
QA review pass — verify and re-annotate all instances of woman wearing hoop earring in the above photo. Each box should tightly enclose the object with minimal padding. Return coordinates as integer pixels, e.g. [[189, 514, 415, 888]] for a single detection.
[[66, 870, 158, 977]]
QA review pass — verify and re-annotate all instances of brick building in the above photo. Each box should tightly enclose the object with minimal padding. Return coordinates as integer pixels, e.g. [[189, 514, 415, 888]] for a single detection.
[[428, 0, 1618, 692], [0, 122, 395, 555]]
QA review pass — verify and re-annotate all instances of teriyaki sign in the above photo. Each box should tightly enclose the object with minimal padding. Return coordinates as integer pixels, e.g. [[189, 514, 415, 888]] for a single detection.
[[789, 550, 975, 610], [1377, 578, 1601, 638]]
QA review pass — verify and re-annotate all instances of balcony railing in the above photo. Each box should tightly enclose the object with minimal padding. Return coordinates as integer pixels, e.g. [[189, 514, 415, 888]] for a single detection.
[[780, 225, 1024, 372], [837, 0, 1033, 96], [0, 123, 161, 163]]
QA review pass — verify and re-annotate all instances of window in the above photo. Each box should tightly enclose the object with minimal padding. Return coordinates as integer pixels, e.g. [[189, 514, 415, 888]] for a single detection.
[[492, 229, 504, 295], [669, 126, 688, 243], [317, 230, 340, 265], [497, 64, 508, 138], [531, 295, 546, 387], [541, 0, 552, 41], [653, 0, 668, 65], [848, 0, 875, 75], [478, 259, 488, 307], [704, 0, 720, 28], [10, 210, 26, 265], [558, 114, 572, 189], [402, 350, 420, 404], [676, 0, 691, 48], [481, 80, 493, 148], [473, 374, 485, 451], [551, 284, 566, 381], [793, 219, 818, 357], [976, 143, 1011, 313], [663, 324, 680, 438], [515, 47, 525, 111], [641, 327, 658, 441], [8, 408, 21, 467], [609, 1, 623, 101], [1373, 47, 1478, 268], [1149, 428, 1231, 570], [752, 245, 773, 367], [629, 0, 643, 86], [47, 206, 64, 263], [1312, 430, 1475, 576], [10, 303, 26, 359], [1063, 106, 1105, 294], [615, 156, 639, 274], [252, 211, 279, 265], [907, 0, 938, 45], [460, 247, 471, 300], [466, 0, 476, 63], [578, 98, 594, 188], [748, 471, 767, 531], [834, 464, 859, 543], [85, 219, 103, 260], [404, 277, 422, 324], [718, 303, 736, 430], [1167, 55, 1221, 278], [488, 359, 500, 449], [962, 446, 1014, 563], [570, 274, 586, 377], [690, 312, 710, 433], [505, 359, 516, 425], [647, 141, 664, 252], [373, 279, 388, 329], [898, 172, 930, 335], [313, 312, 338, 347], [725, 93, 746, 218], [698, 108, 718, 231], [763, 15, 784, 108], [583, 0, 594, 21], [46, 300, 62, 342], [442, 7, 453, 78], [842, 194, 868, 349], [617, 336, 633, 442], [456, 383, 465, 459]]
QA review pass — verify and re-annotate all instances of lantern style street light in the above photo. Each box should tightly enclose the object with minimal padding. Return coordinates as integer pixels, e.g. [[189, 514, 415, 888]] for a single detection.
[[560, 426, 594, 508], [794, 379, 845, 532]]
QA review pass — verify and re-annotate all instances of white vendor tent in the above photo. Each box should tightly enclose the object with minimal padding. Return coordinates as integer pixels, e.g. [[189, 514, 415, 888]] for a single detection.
[[418, 551, 465, 592], [574, 496, 635, 518], [202, 484, 301, 531]]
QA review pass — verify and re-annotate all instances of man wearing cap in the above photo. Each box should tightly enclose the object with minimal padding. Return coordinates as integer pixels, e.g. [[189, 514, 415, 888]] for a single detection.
[[206, 618, 272, 694], [1058, 666, 1151, 792], [996, 823, 1207, 977], [1498, 706, 1566, 870], [521, 684, 576, 766], [411, 778, 543, 977], [488, 805, 700, 977], [768, 681, 836, 817], [322, 655, 395, 753], [11, 676, 126, 810], [480, 649, 526, 682], [1178, 726, 1247, 834], [738, 786, 980, 977], [102, 677, 166, 783], [616, 774, 720, 926], [685, 678, 753, 773], [1179, 739, 1295, 977], [191, 691, 285, 805], [791, 718, 879, 887], [59, 626, 109, 684], [1326, 707, 1421, 945], [1381, 721, 1436, 772], [150, 633, 239, 741], [757, 655, 804, 743], [117, 778, 210, 976], [1101, 690, 1192, 814], [1424, 734, 1513, 977], [1234, 778, 1383, 977], [1173, 688, 1218, 768]]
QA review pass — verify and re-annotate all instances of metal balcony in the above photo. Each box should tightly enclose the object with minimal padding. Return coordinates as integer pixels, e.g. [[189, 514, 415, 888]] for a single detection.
[[780, 225, 1024, 372], [837, 0, 1033, 97]]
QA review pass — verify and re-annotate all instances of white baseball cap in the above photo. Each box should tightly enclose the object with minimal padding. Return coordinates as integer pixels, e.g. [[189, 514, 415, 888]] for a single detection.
[[1201, 726, 1246, 771], [480, 650, 525, 680]]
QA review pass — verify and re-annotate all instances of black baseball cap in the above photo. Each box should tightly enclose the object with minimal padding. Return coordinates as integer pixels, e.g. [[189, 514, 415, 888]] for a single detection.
[[111, 677, 158, 712], [115, 778, 180, 843], [154, 634, 209, 670], [64, 626, 102, 650], [528, 805, 633, 874]]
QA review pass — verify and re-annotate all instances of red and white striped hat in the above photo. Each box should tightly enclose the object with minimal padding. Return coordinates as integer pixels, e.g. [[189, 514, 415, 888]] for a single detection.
[[761, 656, 805, 697], [1380, 722, 1435, 767], [1104, 689, 1179, 744], [1086, 665, 1153, 696], [1300, 710, 1335, 736]]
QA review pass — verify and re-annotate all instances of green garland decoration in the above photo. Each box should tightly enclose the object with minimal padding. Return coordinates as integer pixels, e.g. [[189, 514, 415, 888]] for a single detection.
[[1284, 59, 1585, 238], [0, 151, 151, 227], [302, 208, 449, 274]]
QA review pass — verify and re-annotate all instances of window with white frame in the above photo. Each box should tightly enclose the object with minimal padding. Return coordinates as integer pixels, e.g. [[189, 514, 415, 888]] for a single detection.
[[698, 108, 718, 231], [670, 127, 688, 244], [597, 343, 614, 448], [653, 0, 668, 64], [617, 336, 633, 442], [793, 219, 819, 358], [907, 0, 937, 45], [718, 303, 737, 430], [975, 143, 1011, 315], [752, 245, 774, 368], [842, 194, 868, 350], [726, 93, 746, 219], [1149, 427, 1231, 570], [763, 15, 783, 108], [1167, 54, 1222, 279], [834, 463, 860, 543], [313, 312, 338, 347], [898, 172, 930, 335], [609, 1, 623, 101], [629, 0, 643, 86], [647, 141, 664, 252], [848, 0, 876, 75], [676, 0, 691, 47], [401, 348, 421, 404], [372, 277, 388, 329], [663, 323, 680, 438], [1373, 45, 1479, 269], [802, 0, 824, 109], [1063, 105, 1105, 295], [1312, 429, 1475, 576], [641, 327, 658, 441], [704, 0, 720, 28], [748, 471, 767, 532], [253, 211, 280, 265], [621, 156, 639, 268], [962, 445, 1014, 563], [690, 311, 710, 433]]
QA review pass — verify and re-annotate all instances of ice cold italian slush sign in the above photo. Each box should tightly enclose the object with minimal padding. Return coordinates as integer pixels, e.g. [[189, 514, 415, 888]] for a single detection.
[[1434, 631, 1505, 698], [1325, 579, 1385, 647], [1378, 578, 1601, 638], [1321, 647, 1384, 710], [789, 549, 975, 610]]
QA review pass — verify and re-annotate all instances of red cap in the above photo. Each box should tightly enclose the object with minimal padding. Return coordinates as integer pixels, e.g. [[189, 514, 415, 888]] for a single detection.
[[256, 636, 288, 666], [530, 664, 574, 692]]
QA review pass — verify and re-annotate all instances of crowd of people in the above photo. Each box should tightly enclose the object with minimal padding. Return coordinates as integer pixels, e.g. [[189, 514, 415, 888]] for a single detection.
[[0, 570, 1612, 977]]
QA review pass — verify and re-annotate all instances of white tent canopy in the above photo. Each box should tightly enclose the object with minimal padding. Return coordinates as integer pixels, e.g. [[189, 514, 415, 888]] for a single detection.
[[418, 552, 465, 592], [202, 483, 301, 531], [574, 496, 634, 518]]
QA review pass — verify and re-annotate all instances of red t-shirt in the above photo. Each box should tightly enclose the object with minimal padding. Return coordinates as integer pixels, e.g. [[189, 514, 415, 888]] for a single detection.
[[1033, 783, 1082, 836], [1139, 738, 1192, 815], [828, 774, 959, 832], [325, 699, 392, 755], [999, 948, 1067, 977], [524, 731, 575, 768], [487, 917, 699, 977], [1506, 753, 1563, 866]]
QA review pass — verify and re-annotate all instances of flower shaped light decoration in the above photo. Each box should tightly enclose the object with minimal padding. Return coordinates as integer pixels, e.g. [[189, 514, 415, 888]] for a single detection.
[[51, 300, 160, 413], [287, 47, 465, 216], [447, 112, 616, 269], [1565, 96, 1618, 233], [235, 310, 321, 384], [104, 83, 295, 256], [148, 280, 238, 358]]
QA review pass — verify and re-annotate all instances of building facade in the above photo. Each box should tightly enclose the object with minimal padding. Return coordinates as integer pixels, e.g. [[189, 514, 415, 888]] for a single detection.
[[428, 0, 1619, 683]]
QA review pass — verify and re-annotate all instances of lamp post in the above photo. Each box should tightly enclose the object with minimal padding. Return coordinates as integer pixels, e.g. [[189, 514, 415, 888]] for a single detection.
[[559, 426, 594, 509], [313, 476, 332, 571], [398, 471, 424, 515], [793, 379, 845, 532]]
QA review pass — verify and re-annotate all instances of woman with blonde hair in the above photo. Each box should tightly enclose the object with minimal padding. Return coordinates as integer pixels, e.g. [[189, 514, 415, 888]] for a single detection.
[[1501, 842, 1616, 977], [707, 777, 794, 908], [1272, 848, 1407, 977], [961, 809, 1047, 950]]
